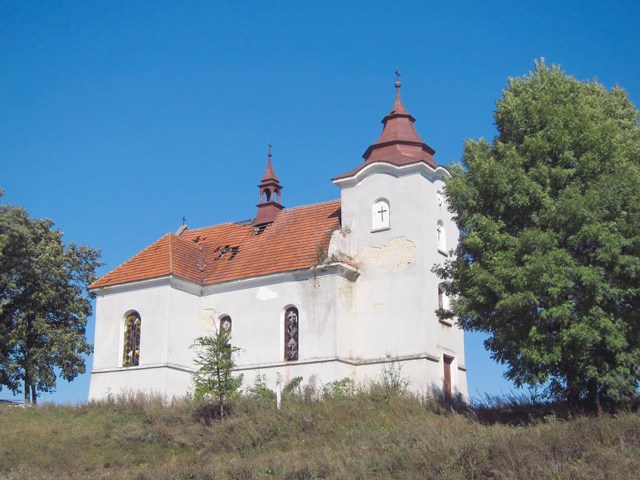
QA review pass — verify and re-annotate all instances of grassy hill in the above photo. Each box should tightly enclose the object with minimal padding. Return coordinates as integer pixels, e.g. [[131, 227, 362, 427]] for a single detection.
[[1, 387, 639, 479]]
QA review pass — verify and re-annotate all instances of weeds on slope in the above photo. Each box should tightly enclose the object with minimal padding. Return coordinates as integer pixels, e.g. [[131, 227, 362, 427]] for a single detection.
[[1, 381, 639, 479]]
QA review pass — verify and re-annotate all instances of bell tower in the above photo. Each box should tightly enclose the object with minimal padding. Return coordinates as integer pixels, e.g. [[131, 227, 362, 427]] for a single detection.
[[255, 142, 284, 225]]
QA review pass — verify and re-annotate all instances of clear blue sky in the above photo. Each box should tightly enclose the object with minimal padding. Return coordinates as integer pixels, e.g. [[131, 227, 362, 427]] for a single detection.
[[1, 1, 638, 404]]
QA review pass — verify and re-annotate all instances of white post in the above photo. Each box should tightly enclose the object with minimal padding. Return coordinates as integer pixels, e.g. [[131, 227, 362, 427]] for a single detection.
[[276, 372, 282, 410]]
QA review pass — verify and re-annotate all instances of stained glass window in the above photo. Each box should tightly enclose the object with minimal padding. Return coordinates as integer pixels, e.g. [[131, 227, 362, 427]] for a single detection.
[[220, 315, 232, 333], [284, 307, 299, 361], [123, 311, 141, 367]]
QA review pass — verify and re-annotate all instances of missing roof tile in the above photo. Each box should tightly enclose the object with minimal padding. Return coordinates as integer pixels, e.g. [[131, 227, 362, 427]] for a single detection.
[[215, 245, 240, 260], [253, 224, 268, 235]]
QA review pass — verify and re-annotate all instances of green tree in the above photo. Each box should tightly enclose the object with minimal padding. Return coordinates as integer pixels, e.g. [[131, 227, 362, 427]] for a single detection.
[[436, 60, 640, 409], [191, 322, 243, 418], [0, 203, 102, 404]]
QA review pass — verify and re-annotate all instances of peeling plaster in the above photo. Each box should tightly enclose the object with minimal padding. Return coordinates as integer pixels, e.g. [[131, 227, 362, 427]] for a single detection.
[[200, 308, 217, 329], [256, 286, 278, 300], [356, 236, 416, 272], [338, 281, 355, 312], [328, 228, 353, 262]]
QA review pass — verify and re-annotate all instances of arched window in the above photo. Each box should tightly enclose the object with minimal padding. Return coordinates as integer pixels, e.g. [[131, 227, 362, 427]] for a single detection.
[[437, 220, 447, 254], [123, 311, 141, 367], [438, 283, 453, 326], [284, 307, 299, 361], [219, 315, 232, 333], [438, 282, 451, 310], [372, 198, 390, 231]]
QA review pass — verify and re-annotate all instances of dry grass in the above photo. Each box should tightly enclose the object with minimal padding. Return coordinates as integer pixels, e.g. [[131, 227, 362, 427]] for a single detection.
[[1, 389, 639, 479]]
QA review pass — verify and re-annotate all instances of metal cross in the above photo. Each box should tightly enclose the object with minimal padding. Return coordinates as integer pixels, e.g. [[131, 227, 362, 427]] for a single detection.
[[267, 141, 272, 156], [181, 216, 187, 226], [395, 68, 401, 82], [378, 205, 388, 222]]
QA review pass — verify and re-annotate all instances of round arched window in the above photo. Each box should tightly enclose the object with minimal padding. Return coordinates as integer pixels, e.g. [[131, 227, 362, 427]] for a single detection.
[[123, 311, 141, 367]]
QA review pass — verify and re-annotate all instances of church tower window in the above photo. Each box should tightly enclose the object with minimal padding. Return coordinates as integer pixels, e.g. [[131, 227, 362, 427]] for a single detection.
[[438, 283, 450, 311], [372, 198, 390, 231], [438, 283, 453, 326], [437, 220, 447, 254], [122, 311, 141, 367], [284, 307, 299, 361]]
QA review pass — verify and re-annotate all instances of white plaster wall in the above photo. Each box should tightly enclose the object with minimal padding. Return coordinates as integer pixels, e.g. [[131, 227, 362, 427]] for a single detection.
[[199, 271, 340, 376], [90, 270, 352, 400], [89, 366, 193, 401], [89, 280, 180, 400], [166, 282, 203, 368], [338, 167, 467, 396], [91, 282, 173, 371]]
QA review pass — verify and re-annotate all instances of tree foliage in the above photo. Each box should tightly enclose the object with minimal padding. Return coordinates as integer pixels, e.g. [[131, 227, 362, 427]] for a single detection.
[[437, 60, 640, 408], [0, 203, 102, 403], [191, 322, 243, 418]]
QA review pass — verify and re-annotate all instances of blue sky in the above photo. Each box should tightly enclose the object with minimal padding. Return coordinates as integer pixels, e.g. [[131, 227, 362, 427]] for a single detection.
[[1, 1, 638, 403]]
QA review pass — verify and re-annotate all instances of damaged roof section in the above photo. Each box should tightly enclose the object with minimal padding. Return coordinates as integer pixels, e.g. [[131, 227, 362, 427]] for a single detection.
[[90, 200, 342, 289]]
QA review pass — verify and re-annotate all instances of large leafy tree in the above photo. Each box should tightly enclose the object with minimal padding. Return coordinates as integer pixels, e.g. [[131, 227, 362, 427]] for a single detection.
[[0, 199, 101, 404], [437, 61, 640, 408]]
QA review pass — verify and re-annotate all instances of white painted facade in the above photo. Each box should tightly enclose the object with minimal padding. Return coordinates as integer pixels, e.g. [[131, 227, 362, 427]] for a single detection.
[[89, 159, 468, 401]]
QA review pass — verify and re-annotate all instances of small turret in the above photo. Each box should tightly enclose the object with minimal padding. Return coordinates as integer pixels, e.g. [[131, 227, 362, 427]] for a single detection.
[[254, 142, 284, 226]]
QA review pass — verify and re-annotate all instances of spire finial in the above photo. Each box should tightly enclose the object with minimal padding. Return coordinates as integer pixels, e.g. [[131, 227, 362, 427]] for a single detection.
[[267, 141, 272, 158], [395, 68, 401, 88]]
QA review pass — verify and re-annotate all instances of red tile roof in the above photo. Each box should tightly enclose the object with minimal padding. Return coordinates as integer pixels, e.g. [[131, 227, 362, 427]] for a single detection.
[[89, 200, 342, 289]]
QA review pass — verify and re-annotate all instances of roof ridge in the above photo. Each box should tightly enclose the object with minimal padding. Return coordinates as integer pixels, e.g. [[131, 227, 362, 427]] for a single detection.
[[183, 220, 251, 234], [181, 199, 341, 234], [282, 198, 340, 211]]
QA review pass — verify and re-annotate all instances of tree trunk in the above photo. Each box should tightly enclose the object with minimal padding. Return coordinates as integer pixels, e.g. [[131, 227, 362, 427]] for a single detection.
[[31, 383, 37, 405], [217, 366, 224, 419], [24, 314, 34, 405], [24, 379, 30, 404]]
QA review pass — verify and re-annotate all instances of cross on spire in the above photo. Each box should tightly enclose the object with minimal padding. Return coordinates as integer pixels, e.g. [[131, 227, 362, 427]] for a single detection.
[[267, 141, 272, 157], [181, 216, 187, 226], [395, 68, 401, 88]]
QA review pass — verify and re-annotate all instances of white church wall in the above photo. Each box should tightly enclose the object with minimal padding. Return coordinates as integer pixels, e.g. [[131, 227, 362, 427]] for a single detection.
[[90, 280, 176, 400], [337, 166, 467, 396], [165, 280, 204, 369], [199, 270, 342, 386], [89, 268, 358, 400], [88, 365, 193, 401], [91, 281, 173, 371]]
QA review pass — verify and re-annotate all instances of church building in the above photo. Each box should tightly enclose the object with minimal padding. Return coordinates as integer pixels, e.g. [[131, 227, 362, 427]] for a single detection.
[[88, 78, 468, 401]]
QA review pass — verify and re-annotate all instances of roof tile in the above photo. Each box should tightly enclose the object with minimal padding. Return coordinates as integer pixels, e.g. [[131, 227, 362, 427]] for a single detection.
[[90, 200, 342, 289]]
